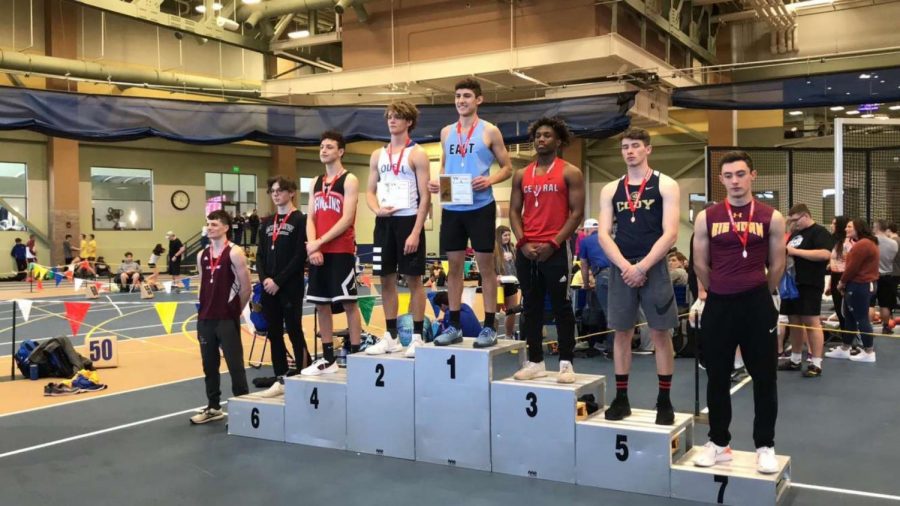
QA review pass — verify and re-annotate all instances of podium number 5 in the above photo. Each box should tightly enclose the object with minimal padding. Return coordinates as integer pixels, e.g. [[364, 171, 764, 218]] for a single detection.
[[525, 392, 538, 417], [615, 434, 629, 461]]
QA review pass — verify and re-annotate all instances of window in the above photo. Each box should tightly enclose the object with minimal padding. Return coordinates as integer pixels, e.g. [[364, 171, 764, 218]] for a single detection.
[[0, 162, 27, 231], [205, 172, 257, 217], [299, 177, 314, 213], [91, 167, 153, 230]]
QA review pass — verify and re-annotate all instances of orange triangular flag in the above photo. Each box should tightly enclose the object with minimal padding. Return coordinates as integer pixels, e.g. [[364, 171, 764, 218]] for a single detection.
[[64, 301, 91, 337], [36, 279, 43, 290]]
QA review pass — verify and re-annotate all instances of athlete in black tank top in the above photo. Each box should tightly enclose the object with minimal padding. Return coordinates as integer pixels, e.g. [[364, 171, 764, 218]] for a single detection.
[[612, 171, 665, 259]]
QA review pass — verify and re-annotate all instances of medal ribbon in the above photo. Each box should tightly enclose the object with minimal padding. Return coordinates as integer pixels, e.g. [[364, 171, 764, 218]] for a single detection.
[[270, 209, 294, 248], [388, 138, 411, 176], [624, 169, 652, 221], [529, 158, 560, 205], [724, 198, 755, 257], [207, 241, 229, 282], [456, 118, 479, 159]]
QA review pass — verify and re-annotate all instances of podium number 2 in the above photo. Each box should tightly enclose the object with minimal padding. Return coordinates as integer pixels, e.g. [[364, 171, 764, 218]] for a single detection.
[[615, 434, 629, 461], [89, 339, 113, 361], [447, 354, 456, 379], [525, 392, 538, 417], [375, 364, 385, 387], [250, 407, 260, 428], [310, 387, 319, 409], [714, 475, 728, 503]]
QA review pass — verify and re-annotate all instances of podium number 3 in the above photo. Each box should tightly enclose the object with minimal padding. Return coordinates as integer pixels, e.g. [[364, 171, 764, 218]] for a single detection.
[[375, 364, 385, 387], [615, 434, 629, 461], [250, 407, 260, 429], [714, 475, 728, 503], [525, 392, 538, 417]]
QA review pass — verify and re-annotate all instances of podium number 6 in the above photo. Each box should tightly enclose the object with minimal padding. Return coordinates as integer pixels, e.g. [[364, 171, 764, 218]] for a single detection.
[[615, 434, 629, 461], [525, 392, 538, 417], [250, 407, 260, 429]]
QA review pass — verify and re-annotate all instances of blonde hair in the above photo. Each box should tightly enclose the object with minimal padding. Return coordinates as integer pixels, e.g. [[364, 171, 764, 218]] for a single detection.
[[385, 101, 419, 132]]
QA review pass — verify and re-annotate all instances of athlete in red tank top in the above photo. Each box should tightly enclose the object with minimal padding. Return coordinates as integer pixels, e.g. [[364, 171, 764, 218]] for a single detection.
[[509, 117, 585, 384]]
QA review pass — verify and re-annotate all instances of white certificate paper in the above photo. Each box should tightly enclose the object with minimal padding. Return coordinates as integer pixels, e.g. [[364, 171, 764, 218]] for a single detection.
[[377, 181, 412, 210], [440, 174, 474, 205]]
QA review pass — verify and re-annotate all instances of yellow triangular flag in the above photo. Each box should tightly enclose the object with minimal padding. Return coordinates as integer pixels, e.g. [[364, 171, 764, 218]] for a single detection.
[[154, 301, 178, 335]]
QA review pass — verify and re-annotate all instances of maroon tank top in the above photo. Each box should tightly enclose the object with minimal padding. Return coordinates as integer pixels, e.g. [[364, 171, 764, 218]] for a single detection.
[[198, 243, 242, 321], [706, 200, 774, 295]]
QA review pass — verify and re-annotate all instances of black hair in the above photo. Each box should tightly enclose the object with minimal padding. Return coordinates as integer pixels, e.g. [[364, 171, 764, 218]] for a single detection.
[[527, 116, 572, 148], [207, 209, 232, 227], [432, 291, 449, 307], [266, 176, 297, 194], [152, 243, 166, 255], [718, 150, 754, 172], [321, 130, 346, 150], [454, 78, 482, 97]]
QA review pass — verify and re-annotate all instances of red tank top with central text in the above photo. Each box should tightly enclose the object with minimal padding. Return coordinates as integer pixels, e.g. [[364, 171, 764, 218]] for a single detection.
[[198, 243, 242, 321], [313, 171, 355, 254], [521, 158, 568, 244], [706, 200, 775, 295]]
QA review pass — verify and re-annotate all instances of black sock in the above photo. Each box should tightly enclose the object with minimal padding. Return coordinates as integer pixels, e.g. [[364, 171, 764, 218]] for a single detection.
[[413, 320, 424, 335], [450, 310, 461, 329], [615, 374, 629, 399], [484, 312, 495, 329], [386, 318, 398, 340], [658, 374, 672, 405], [323, 343, 334, 363], [350, 344, 361, 354]]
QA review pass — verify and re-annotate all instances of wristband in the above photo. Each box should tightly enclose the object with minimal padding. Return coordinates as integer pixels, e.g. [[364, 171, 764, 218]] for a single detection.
[[550, 239, 561, 250]]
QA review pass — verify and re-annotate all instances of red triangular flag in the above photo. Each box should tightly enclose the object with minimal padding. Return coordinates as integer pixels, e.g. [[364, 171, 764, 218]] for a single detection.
[[36, 279, 43, 290], [95, 282, 103, 291], [63, 302, 91, 337]]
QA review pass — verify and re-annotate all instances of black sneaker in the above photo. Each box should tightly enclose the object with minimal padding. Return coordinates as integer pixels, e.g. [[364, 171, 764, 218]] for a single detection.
[[655, 401, 675, 425], [802, 364, 822, 378], [604, 396, 632, 421], [777, 360, 801, 371]]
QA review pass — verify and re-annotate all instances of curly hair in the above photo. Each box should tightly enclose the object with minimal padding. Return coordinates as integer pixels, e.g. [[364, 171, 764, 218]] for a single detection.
[[527, 116, 572, 148]]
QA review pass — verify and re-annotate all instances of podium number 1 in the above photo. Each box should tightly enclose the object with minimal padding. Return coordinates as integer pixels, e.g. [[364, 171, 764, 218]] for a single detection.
[[447, 354, 456, 379], [251, 407, 260, 429], [525, 392, 538, 417], [375, 364, 385, 387]]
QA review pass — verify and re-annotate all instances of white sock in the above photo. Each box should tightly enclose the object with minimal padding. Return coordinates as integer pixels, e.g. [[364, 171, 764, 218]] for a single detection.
[[810, 357, 822, 368], [790, 352, 802, 364]]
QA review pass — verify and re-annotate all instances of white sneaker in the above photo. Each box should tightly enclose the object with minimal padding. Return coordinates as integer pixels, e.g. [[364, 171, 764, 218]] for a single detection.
[[756, 446, 779, 474], [693, 441, 733, 467], [366, 332, 402, 355], [513, 361, 547, 381], [259, 380, 285, 398], [404, 334, 425, 358], [849, 350, 876, 363], [557, 360, 576, 384], [300, 358, 338, 376], [825, 346, 852, 359]]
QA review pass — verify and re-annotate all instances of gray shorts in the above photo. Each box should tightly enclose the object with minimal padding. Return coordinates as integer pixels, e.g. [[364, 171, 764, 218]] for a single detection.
[[607, 257, 678, 331]]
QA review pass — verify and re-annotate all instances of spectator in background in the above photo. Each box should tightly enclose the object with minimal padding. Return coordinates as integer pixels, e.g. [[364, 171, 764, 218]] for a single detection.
[[166, 231, 186, 287], [63, 234, 78, 265], [118, 251, 142, 290], [873, 219, 898, 335], [826, 219, 880, 363], [668, 252, 689, 287], [80, 234, 90, 260], [70, 256, 97, 279], [494, 225, 519, 338], [429, 290, 481, 338], [425, 261, 447, 289], [25, 234, 37, 263], [94, 256, 111, 278], [10, 237, 26, 273], [248, 209, 260, 245], [87, 234, 98, 260], [579, 218, 612, 351], [200, 224, 209, 249], [233, 213, 246, 246], [778, 204, 832, 378], [826, 216, 851, 336], [147, 244, 165, 287]]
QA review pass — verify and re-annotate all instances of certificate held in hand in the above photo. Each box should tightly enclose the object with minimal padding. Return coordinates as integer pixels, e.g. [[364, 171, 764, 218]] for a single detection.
[[439, 174, 474, 205], [377, 181, 412, 210]]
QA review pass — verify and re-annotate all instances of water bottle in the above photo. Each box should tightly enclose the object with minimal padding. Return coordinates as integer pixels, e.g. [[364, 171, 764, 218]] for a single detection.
[[336, 347, 347, 368], [29, 364, 38, 380]]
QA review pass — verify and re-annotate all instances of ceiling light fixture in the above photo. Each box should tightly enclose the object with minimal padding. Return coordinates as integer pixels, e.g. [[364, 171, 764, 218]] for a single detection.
[[859, 73, 872, 79], [287, 29, 311, 39], [195, 4, 206, 13], [785, 0, 834, 11], [788, 111, 803, 116], [510, 70, 549, 87], [846, 110, 860, 115], [241, 0, 260, 4], [889, 105, 900, 111], [830, 106, 844, 111]]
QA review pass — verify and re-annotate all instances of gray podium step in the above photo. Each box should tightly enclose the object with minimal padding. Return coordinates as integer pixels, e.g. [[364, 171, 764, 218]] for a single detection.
[[491, 372, 605, 483], [414, 338, 525, 471], [284, 370, 348, 449], [347, 353, 416, 460], [576, 408, 693, 496], [226, 394, 285, 442], [671, 448, 791, 505]]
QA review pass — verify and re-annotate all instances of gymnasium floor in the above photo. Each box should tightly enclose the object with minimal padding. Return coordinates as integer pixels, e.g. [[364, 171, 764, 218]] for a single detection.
[[1, 282, 899, 505]]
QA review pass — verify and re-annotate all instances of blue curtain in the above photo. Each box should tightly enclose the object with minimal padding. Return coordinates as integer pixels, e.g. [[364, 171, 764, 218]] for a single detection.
[[673, 66, 900, 110], [0, 86, 635, 145]]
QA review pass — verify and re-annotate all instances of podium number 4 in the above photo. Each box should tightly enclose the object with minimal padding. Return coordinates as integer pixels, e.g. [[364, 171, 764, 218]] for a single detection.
[[310, 388, 319, 409], [615, 434, 629, 461], [525, 392, 538, 417]]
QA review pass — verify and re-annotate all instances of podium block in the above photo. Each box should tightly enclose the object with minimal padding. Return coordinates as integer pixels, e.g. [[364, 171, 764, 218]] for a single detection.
[[671, 448, 791, 505], [284, 370, 348, 449], [347, 353, 415, 459], [414, 338, 525, 471], [576, 408, 693, 496], [227, 394, 285, 442], [491, 373, 605, 483]]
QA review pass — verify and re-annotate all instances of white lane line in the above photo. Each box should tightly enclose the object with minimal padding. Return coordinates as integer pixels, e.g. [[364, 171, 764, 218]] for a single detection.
[[792, 482, 900, 501], [0, 374, 208, 419], [0, 403, 226, 460], [700, 375, 752, 415]]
